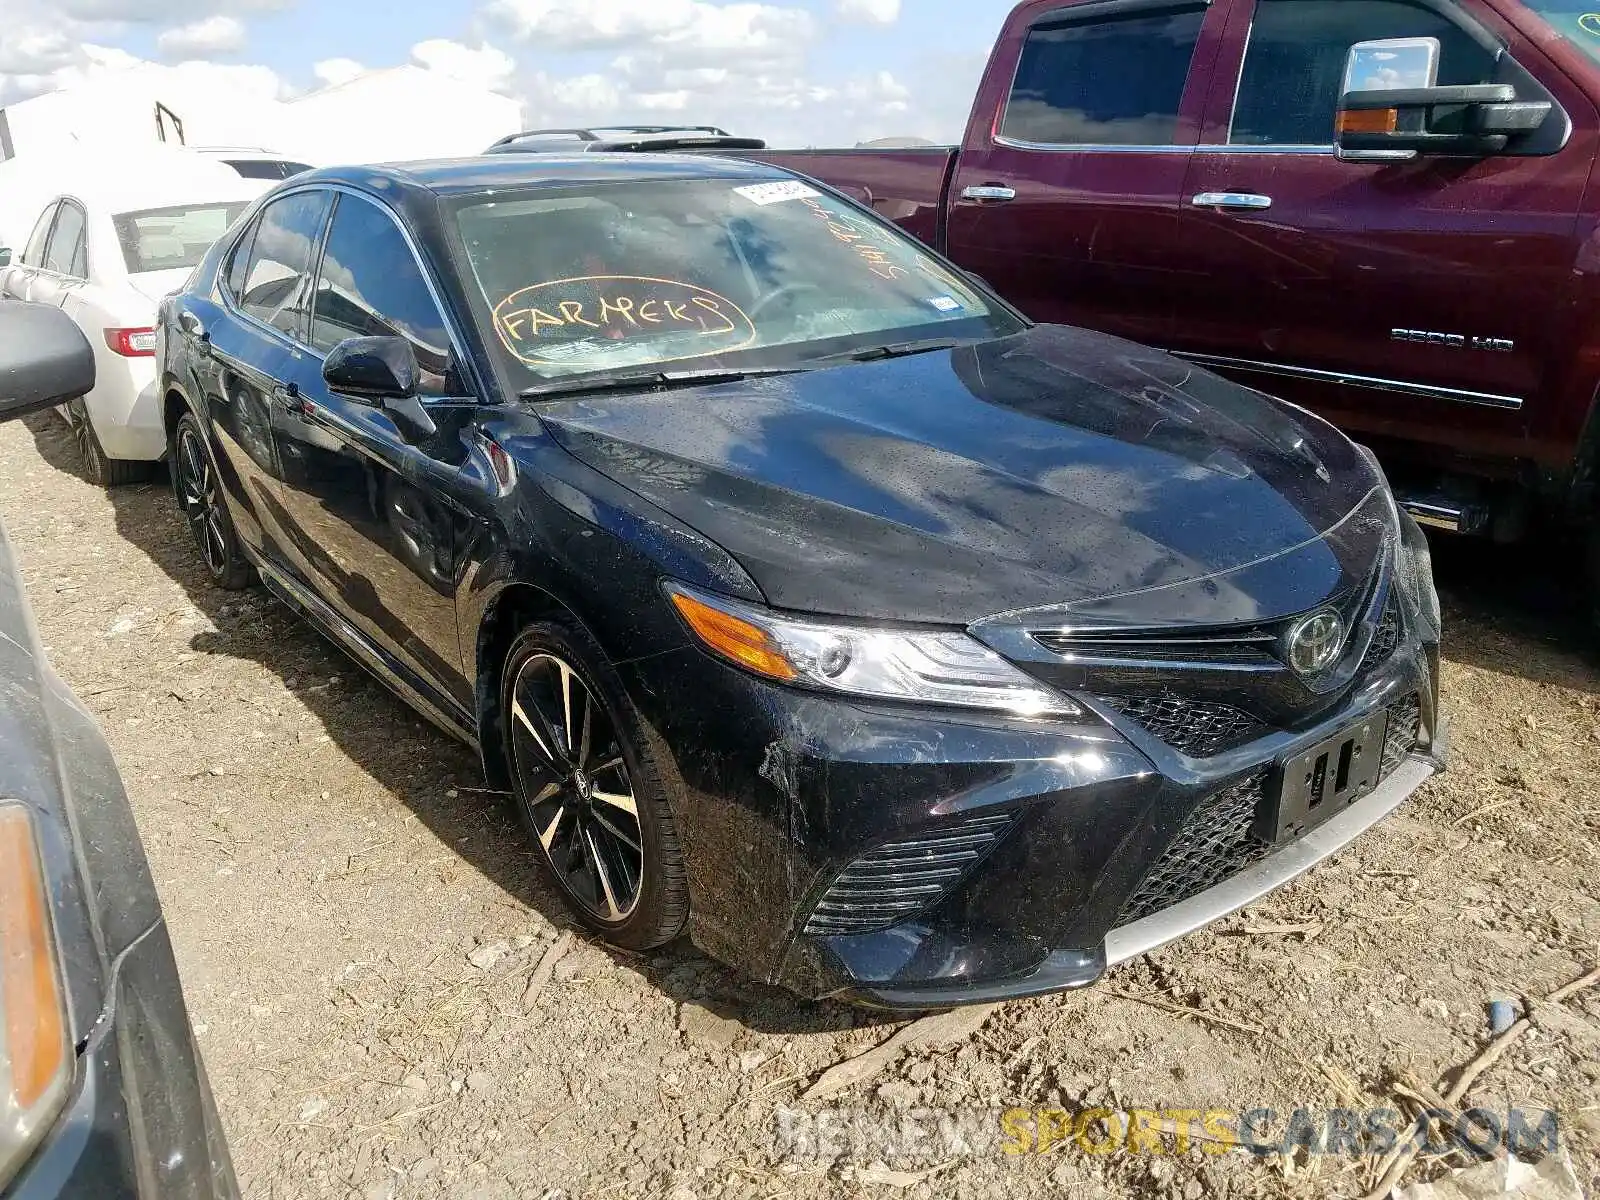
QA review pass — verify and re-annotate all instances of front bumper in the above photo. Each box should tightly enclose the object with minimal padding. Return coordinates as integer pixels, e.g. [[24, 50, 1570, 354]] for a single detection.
[[621, 609, 1443, 1008]]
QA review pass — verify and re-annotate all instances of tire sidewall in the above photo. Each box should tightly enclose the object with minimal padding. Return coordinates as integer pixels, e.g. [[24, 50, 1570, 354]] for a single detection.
[[499, 619, 685, 950], [172, 412, 250, 589]]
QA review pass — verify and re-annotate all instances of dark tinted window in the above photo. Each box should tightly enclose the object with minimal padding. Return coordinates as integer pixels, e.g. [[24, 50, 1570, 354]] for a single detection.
[[43, 202, 85, 276], [224, 220, 256, 300], [999, 5, 1207, 146], [238, 190, 331, 339], [1231, 0, 1498, 145], [23, 204, 56, 265], [226, 159, 314, 180], [309, 194, 453, 394]]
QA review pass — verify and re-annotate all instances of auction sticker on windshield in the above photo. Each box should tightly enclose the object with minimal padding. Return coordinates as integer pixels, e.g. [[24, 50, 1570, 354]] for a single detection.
[[732, 181, 821, 206], [491, 275, 758, 368]]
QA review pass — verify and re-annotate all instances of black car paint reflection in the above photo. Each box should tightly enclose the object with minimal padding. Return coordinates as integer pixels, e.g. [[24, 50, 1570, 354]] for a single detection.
[[155, 156, 1443, 1006]]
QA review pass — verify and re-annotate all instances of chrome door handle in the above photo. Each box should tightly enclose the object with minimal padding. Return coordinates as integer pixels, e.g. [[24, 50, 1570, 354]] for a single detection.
[[961, 184, 1017, 202], [1191, 192, 1273, 211]]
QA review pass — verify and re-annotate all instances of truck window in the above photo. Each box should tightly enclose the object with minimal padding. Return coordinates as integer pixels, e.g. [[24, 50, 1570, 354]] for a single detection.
[[1230, 0, 1498, 146], [999, 4, 1207, 147]]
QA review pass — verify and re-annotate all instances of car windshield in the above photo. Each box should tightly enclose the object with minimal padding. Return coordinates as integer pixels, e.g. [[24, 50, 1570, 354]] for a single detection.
[[1517, 0, 1600, 63], [113, 201, 250, 275], [449, 177, 1022, 386]]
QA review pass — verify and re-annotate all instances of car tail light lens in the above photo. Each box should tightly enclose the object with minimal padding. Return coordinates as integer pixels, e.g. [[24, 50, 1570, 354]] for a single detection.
[[104, 327, 157, 357], [0, 804, 71, 1190]]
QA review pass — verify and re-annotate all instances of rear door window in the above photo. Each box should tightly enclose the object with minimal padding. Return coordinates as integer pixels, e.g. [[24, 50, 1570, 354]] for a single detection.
[[23, 204, 56, 266], [1230, 0, 1499, 146], [308, 194, 454, 394], [42, 201, 86, 277], [999, 4, 1208, 146], [237, 190, 332, 340]]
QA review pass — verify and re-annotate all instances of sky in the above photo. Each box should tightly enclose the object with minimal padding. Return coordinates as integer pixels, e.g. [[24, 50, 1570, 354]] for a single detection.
[[0, 0, 1019, 148]]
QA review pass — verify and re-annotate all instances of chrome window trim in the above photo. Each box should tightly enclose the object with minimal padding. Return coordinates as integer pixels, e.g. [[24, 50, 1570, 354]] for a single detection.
[[1173, 350, 1525, 411], [217, 182, 479, 401], [989, 137, 1334, 155]]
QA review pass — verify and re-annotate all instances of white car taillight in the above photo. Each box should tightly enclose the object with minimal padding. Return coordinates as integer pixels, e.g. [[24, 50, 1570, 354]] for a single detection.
[[104, 328, 157, 357], [0, 804, 72, 1191]]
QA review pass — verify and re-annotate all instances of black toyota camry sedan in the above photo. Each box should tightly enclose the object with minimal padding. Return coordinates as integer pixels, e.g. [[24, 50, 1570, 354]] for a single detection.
[[155, 155, 1445, 1007]]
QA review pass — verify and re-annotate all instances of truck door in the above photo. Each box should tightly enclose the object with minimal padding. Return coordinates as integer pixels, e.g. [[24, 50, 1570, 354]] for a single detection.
[[944, 0, 1235, 348], [1168, 0, 1596, 466]]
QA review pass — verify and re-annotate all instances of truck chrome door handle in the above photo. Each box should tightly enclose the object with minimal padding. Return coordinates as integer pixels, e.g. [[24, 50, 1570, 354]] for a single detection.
[[961, 184, 1017, 202], [1191, 192, 1273, 212]]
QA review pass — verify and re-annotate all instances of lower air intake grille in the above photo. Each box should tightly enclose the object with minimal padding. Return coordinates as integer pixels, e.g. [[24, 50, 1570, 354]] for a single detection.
[[1115, 772, 1271, 926], [1098, 693, 1266, 758], [1359, 598, 1402, 676], [804, 813, 1015, 937], [1381, 695, 1422, 778]]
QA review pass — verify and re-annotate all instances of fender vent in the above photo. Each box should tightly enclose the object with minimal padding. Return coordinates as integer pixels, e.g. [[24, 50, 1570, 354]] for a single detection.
[[803, 813, 1016, 937], [1359, 597, 1402, 676]]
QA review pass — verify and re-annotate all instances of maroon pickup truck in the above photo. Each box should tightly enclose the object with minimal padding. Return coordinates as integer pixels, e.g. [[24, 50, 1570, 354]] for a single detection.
[[751, 0, 1600, 617]]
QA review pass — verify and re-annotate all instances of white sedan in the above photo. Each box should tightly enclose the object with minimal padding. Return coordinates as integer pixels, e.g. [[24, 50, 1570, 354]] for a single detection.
[[1, 164, 263, 484]]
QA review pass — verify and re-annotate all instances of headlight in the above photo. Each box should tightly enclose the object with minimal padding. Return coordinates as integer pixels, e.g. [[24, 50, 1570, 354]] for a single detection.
[[0, 804, 71, 1191], [665, 583, 1079, 717]]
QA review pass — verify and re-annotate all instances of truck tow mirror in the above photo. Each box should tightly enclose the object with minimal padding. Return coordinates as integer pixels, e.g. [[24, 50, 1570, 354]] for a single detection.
[[0, 303, 96, 423], [1336, 38, 1552, 161]]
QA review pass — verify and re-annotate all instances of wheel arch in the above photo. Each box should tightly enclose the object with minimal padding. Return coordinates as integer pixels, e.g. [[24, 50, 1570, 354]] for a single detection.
[[473, 579, 584, 791]]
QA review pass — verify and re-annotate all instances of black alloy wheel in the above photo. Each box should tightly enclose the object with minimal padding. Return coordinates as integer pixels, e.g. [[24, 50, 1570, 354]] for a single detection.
[[68, 397, 147, 486], [501, 622, 688, 948], [171, 412, 253, 590]]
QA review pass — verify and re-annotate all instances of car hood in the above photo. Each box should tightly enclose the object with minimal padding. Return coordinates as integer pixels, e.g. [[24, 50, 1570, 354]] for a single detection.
[[536, 325, 1389, 626]]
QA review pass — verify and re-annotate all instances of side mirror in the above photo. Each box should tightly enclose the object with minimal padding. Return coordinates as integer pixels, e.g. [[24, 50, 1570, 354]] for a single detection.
[[321, 336, 437, 442], [0, 302, 96, 422], [1336, 38, 1551, 161]]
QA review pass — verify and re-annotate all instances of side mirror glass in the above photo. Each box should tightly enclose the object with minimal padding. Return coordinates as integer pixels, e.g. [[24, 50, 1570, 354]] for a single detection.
[[0, 302, 96, 422], [1336, 37, 1551, 161], [321, 336, 436, 442]]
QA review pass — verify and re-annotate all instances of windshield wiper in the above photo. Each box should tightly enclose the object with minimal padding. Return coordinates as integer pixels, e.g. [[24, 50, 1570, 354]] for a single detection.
[[814, 338, 961, 365], [518, 366, 804, 401]]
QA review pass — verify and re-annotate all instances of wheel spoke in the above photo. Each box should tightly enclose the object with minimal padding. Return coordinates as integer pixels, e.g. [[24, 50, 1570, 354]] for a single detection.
[[592, 789, 637, 819], [557, 660, 575, 758], [537, 799, 567, 852], [590, 809, 641, 854], [511, 698, 560, 768], [576, 688, 593, 768], [589, 754, 624, 776], [583, 828, 624, 920]]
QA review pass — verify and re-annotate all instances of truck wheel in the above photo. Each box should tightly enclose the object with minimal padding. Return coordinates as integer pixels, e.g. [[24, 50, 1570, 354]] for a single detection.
[[70, 398, 149, 486], [500, 619, 689, 951]]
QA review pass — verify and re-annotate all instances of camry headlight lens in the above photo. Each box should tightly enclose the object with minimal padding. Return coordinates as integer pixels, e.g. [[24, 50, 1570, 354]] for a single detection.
[[0, 804, 71, 1191], [665, 583, 1079, 717]]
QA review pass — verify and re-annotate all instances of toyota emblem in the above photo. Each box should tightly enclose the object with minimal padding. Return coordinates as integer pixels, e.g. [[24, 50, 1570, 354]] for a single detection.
[[1284, 610, 1346, 676]]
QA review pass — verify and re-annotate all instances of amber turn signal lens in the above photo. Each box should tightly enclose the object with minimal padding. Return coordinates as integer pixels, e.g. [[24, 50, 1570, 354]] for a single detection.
[[670, 591, 799, 681], [0, 805, 68, 1113], [1338, 107, 1398, 135]]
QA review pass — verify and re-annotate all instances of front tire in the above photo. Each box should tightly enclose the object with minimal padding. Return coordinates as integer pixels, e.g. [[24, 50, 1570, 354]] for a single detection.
[[170, 412, 253, 590], [500, 620, 689, 950], [70, 398, 149, 486]]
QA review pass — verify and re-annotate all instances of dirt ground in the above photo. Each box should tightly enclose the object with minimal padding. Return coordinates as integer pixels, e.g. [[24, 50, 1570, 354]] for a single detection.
[[1, 410, 1597, 1200]]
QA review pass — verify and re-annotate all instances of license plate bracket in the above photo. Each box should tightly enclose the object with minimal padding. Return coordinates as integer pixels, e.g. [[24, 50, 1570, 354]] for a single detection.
[[1258, 713, 1385, 843]]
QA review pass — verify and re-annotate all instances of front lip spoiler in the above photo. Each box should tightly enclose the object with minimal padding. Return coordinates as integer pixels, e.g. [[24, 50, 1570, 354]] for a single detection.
[[838, 731, 1444, 1011]]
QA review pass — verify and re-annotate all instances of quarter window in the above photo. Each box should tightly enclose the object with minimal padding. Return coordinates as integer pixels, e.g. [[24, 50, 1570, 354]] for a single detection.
[[238, 190, 332, 340], [999, 5, 1207, 146], [1230, 0, 1499, 146], [308, 195, 454, 394], [42, 202, 85, 278]]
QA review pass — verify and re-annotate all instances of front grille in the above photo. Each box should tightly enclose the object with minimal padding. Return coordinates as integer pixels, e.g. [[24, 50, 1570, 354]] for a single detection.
[[1032, 628, 1278, 666], [803, 812, 1015, 937], [1381, 695, 1421, 777], [1115, 696, 1422, 928], [1116, 772, 1272, 926], [1358, 597, 1402, 676], [1098, 693, 1266, 758]]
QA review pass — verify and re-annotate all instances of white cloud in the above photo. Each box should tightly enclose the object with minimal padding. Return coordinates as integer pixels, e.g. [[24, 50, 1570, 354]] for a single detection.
[[487, 0, 814, 60], [409, 39, 514, 94], [835, 0, 900, 24], [311, 56, 365, 87], [157, 15, 247, 58]]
